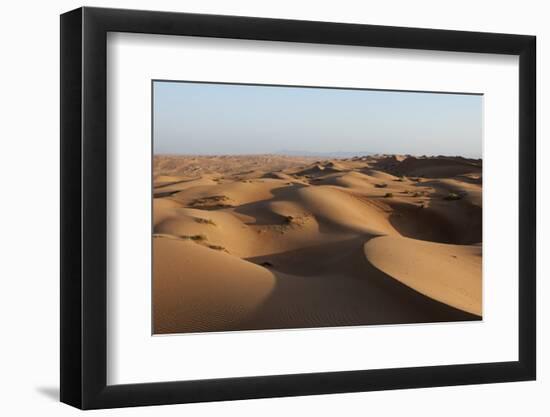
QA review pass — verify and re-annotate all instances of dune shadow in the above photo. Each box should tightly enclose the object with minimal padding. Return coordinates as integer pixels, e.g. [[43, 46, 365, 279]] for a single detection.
[[235, 236, 479, 331], [245, 236, 368, 276], [388, 202, 460, 244]]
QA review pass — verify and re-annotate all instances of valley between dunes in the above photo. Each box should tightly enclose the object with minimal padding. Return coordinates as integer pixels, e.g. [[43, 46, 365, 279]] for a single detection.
[[153, 154, 482, 334]]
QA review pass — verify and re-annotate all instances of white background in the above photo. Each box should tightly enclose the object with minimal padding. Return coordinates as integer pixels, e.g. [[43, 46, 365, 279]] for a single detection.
[[108, 33, 518, 385], [0, 0, 546, 416]]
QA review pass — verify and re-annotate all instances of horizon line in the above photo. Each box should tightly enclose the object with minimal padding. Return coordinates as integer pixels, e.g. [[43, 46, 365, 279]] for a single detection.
[[154, 152, 483, 159]]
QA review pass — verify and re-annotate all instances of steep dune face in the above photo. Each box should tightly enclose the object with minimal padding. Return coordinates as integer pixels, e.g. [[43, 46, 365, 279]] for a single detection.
[[295, 186, 397, 235], [364, 236, 482, 316], [153, 154, 483, 333], [387, 200, 482, 244]]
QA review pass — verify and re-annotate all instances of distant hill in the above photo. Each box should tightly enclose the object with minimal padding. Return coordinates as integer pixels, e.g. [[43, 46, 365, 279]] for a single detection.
[[275, 150, 374, 159]]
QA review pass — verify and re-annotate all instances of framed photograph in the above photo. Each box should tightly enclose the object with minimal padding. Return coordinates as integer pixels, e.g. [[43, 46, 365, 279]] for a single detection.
[[60, 6, 536, 409]]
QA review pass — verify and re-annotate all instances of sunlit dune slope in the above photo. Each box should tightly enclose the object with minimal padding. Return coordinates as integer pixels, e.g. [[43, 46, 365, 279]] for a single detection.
[[364, 236, 482, 316]]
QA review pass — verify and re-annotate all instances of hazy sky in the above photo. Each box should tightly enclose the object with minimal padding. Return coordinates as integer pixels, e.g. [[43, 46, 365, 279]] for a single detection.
[[153, 81, 482, 158]]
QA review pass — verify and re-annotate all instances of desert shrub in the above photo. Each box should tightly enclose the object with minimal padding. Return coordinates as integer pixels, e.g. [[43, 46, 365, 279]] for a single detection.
[[189, 195, 233, 209], [384, 193, 394, 198], [195, 217, 216, 226], [374, 183, 388, 188], [181, 234, 207, 241], [208, 244, 226, 251], [443, 192, 462, 201]]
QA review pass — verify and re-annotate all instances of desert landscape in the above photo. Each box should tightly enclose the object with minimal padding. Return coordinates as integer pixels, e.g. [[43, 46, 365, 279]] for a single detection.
[[153, 153, 482, 334]]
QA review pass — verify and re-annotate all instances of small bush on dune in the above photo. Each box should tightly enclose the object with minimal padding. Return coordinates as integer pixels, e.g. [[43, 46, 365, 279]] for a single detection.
[[195, 217, 216, 226], [374, 183, 388, 188], [181, 234, 207, 241], [443, 192, 462, 201], [208, 244, 227, 252], [384, 193, 394, 198]]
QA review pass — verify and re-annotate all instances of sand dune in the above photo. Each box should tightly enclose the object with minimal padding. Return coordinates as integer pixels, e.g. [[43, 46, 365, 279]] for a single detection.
[[153, 238, 275, 333], [153, 154, 482, 333], [364, 236, 482, 316]]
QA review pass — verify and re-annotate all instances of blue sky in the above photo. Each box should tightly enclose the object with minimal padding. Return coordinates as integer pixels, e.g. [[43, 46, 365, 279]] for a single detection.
[[153, 81, 482, 158]]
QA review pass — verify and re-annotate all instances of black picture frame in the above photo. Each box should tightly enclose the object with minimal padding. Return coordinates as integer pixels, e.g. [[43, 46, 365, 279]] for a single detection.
[[60, 6, 536, 410]]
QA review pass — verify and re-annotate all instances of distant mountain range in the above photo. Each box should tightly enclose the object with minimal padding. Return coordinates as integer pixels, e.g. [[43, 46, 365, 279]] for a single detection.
[[275, 150, 375, 158]]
